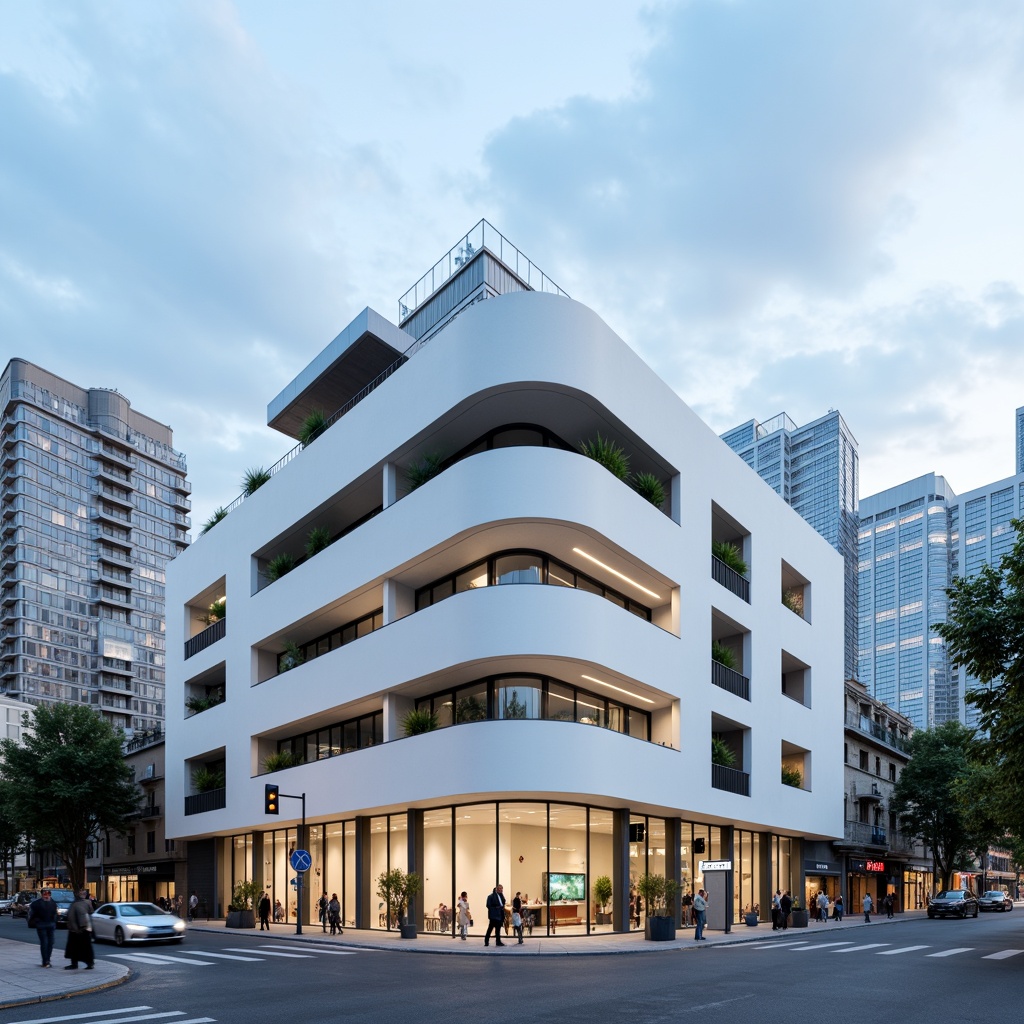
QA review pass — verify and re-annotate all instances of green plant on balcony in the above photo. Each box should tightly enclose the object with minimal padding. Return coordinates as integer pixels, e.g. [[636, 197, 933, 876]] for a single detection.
[[200, 598, 226, 626], [192, 766, 225, 793], [402, 707, 439, 736], [406, 452, 444, 491], [711, 737, 736, 768], [185, 692, 224, 716], [781, 763, 803, 788], [298, 408, 328, 448], [782, 588, 804, 616], [306, 526, 332, 558], [200, 507, 228, 535], [279, 640, 305, 673], [632, 472, 666, 509], [243, 467, 272, 495], [262, 553, 296, 584], [711, 640, 737, 670], [262, 749, 301, 773], [712, 540, 748, 577], [580, 434, 630, 480]]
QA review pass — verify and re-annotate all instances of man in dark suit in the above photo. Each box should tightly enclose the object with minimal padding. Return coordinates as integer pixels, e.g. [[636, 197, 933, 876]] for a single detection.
[[484, 884, 506, 947]]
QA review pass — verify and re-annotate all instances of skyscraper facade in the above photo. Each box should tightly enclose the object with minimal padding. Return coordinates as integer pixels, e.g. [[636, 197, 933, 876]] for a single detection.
[[0, 360, 189, 735], [721, 410, 859, 679]]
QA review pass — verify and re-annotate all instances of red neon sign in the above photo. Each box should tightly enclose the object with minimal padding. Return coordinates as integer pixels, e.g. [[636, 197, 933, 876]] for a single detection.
[[866, 859, 885, 872]]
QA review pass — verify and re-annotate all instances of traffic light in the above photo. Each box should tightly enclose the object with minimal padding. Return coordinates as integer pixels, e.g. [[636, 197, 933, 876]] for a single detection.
[[265, 783, 279, 815]]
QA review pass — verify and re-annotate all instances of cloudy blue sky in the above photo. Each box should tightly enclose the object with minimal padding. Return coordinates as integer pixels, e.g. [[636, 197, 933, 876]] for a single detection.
[[3, 0, 1024, 529]]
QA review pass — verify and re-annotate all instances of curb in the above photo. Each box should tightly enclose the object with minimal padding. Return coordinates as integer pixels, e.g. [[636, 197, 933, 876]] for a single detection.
[[0, 971, 133, 1011]]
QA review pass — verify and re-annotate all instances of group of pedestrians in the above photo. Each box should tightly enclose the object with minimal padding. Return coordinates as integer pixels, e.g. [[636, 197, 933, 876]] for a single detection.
[[27, 888, 95, 970]]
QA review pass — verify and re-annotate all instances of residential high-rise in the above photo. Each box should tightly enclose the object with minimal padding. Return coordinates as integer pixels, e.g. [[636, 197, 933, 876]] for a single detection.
[[0, 360, 189, 735], [1016, 406, 1024, 475], [721, 410, 859, 679], [167, 223, 845, 934]]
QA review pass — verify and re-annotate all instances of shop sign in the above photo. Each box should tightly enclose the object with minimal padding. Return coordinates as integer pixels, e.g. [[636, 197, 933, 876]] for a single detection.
[[698, 860, 732, 871], [851, 859, 887, 873], [803, 859, 838, 873]]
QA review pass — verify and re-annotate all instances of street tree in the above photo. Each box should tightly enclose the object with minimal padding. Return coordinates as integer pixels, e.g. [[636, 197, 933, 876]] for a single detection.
[[936, 517, 1024, 840], [891, 721, 995, 888], [0, 779, 25, 895], [0, 703, 139, 892]]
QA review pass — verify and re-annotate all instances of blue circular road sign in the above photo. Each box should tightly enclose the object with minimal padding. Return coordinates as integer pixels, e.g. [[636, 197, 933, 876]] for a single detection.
[[290, 849, 312, 872]]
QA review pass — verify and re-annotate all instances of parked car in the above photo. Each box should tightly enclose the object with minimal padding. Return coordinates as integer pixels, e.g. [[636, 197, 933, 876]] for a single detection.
[[978, 890, 1014, 912], [91, 902, 187, 946], [9, 891, 39, 917], [928, 889, 979, 918]]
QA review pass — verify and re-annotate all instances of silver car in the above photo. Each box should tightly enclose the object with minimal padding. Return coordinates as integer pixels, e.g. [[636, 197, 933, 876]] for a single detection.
[[91, 902, 187, 945]]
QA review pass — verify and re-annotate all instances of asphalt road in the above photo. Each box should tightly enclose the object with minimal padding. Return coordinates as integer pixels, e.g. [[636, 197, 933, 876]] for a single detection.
[[2, 911, 1021, 1024]]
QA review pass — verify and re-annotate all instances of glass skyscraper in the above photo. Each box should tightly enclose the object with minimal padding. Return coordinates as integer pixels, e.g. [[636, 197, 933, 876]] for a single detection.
[[721, 409, 860, 679], [0, 359, 189, 735]]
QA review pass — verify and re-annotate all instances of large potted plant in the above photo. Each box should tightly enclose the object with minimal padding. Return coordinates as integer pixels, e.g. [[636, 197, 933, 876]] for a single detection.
[[636, 873, 679, 941], [593, 875, 613, 925], [376, 868, 423, 939], [790, 900, 809, 928], [226, 880, 261, 929]]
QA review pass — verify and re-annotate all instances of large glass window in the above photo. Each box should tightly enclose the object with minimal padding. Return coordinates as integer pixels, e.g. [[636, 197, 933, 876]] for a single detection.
[[422, 810, 453, 934], [495, 678, 542, 720], [455, 803, 497, 936]]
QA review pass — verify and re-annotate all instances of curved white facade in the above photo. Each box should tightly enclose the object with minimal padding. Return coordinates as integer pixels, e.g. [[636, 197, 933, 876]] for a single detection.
[[167, 284, 844, 933]]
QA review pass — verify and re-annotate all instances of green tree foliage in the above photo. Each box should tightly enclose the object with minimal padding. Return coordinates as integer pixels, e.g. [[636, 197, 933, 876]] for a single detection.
[[0, 780, 25, 896], [891, 721, 995, 888], [0, 704, 139, 893], [935, 517, 1024, 840]]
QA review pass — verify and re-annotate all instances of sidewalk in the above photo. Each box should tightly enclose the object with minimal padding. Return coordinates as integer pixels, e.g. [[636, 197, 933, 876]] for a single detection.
[[187, 907, 929, 956], [0, 937, 130, 1010]]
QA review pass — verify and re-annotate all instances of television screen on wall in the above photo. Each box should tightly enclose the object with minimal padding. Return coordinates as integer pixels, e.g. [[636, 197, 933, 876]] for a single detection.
[[545, 872, 586, 902]]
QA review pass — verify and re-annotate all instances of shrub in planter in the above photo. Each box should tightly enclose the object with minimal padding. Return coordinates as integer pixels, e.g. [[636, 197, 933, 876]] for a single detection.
[[377, 868, 423, 938], [262, 552, 296, 584], [278, 640, 305, 673], [243, 467, 272, 495], [580, 434, 630, 480], [711, 540, 748, 577], [200, 507, 228, 535], [711, 737, 736, 768], [262, 749, 301, 773], [636, 873, 679, 940], [305, 526, 332, 558], [781, 764, 803, 788], [402, 708, 439, 736], [192, 766, 225, 793], [406, 452, 444, 491], [593, 875, 613, 925], [299, 409, 328, 447], [711, 640, 737, 670], [632, 472, 666, 509]]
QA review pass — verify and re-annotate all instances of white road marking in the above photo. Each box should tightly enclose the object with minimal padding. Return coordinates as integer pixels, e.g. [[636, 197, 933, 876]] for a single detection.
[[790, 942, 855, 951], [5, 1010, 154, 1024], [106, 953, 216, 966], [257, 944, 356, 956], [876, 945, 931, 955], [926, 947, 974, 957], [747, 941, 810, 949], [189, 951, 265, 961], [832, 943, 891, 953], [982, 949, 1024, 960], [223, 947, 313, 958]]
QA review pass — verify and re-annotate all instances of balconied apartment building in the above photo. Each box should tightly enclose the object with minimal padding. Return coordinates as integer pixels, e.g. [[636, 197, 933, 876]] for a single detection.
[[0, 360, 189, 735], [166, 222, 844, 935], [832, 679, 932, 913]]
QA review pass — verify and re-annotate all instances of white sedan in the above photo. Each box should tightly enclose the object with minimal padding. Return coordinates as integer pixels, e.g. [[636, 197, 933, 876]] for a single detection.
[[91, 902, 187, 945]]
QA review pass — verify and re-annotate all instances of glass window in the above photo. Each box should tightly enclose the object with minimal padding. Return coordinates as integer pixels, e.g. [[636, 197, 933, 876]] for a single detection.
[[491, 427, 545, 448], [456, 563, 488, 593], [576, 575, 602, 597], [432, 579, 455, 604], [343, 721, 358, 753], [547, 682, 575, 722], [329, 725, 341, 756], [455, 683, 488, 723], [627, 711, 648, 742], [576, 691, 605, 727], [495, 553, 543, 586], [422, 809, 453, 934], [606, 702, 624, 733], [434, 695, 455, 729], [495, 678, 542, 720], [547, 559, 575, 587], [356, 616, 374, 639]]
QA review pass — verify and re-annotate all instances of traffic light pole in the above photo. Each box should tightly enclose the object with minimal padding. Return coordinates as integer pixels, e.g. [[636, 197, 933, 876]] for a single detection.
[[281, 791, 306, 934]]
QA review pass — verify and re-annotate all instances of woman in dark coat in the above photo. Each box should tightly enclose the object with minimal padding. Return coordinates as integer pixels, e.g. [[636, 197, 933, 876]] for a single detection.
[[64, 890, 95, 969]]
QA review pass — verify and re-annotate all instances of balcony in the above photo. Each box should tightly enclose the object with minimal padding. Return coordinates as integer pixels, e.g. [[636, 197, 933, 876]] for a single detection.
[[711, 763, 750, 796], [841, 820, 888, 847], [139, 804, 161, 819], [184, 788, 226, 816], [711, 555, 750, 603], [184, 617, 226, 660], [853, 780, 883, 802], [845, 712, 911, 753], [99, 485, 134, 510], [711, 659, 750, 701]]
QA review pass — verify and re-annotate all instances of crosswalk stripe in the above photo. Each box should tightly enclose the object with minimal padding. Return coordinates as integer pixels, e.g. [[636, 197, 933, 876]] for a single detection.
[[223, 947, 313, 958], [749, 941, 810, 949], [832, 943, 891, 953], [6, 1009, 154, 1024], [982, 949, 1024, 960], [876, 945, 931, 955], [791, 942, 855, 951], [926, 947, 974, 958], [166, 1019, 215, 1024], [189, 951, 265, 961], [257, 944, 356, 956], [106, 953, 217, 966]]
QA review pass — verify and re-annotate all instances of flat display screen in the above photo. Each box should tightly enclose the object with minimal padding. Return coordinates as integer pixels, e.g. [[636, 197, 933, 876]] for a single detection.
[[545, 872, 586, 902]]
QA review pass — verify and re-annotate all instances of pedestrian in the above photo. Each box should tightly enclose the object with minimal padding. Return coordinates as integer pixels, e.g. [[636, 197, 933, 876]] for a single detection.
[[27, 889, 58, 967], [771, 889, 782, 930], [692, 888, 708, 940], [512, 891, 525, 944], [64, 890, 95, 970], [884, 892, 895, 919], [816, 890, 829, 923], [258, 891, 271, 931], [188, 891, 198, 921], [834, 894, 844, 922], [779, 890, 792, 930], [863, 893, 873, 923], [328, 893, 342, 935], [318, 892, 329, 932], [457, 891, 471, 940], [484, 884, 506, 947], [633, 890, 642, 930], [682, 889, 694, 927]]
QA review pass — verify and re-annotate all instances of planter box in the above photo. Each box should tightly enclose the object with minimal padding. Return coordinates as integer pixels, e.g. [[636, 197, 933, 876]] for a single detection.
[[596, 912, 613, 925], [744, 913, 759, 927], [790, 910, 809, 928], [225, 910, 255, 929], [400, 923, 417, 939], [645, 916, 676, 941]]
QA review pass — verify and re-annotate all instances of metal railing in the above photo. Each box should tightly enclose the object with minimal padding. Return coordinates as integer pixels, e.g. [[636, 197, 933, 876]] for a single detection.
[[184, 788, 226, 816], [711, 555, 750, 602], [711, 659, 750, 701], [845, 712, 912, 752], [843, 820, 887, 847], [184, 617, 226, 660], [712, 763, 750, 796]]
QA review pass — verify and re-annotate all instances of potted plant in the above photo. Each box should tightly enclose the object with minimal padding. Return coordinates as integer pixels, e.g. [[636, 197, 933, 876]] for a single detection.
[[278, 640, 305, 673], [402, 707, 439, 736], [743, 902, 760, 926], [593, 875, 613, 925], [192, 766, 225, 793], [636, 873, 679, 941], [711, 540, 748, 577], [790, 900, 809, 928], [579, 434, 630, 480], [242, 466, 272, 495], [376, 868, 423, 939], [226, 880, 261, 929]]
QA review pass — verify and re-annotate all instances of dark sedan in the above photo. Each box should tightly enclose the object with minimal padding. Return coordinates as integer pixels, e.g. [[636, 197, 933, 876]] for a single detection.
[[978, 890, 1014, 912], [928, 889, 979, 918]]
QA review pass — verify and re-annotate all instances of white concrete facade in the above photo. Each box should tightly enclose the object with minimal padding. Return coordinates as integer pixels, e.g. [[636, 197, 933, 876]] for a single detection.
[[166, 283, 844, 930]]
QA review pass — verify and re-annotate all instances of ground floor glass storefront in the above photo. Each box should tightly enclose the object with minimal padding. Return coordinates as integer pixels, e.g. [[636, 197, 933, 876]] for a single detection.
[[226, 802, 802, 934]]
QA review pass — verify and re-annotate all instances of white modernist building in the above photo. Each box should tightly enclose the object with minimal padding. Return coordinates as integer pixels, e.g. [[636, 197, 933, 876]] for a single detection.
[[166, 225, 844, 935]]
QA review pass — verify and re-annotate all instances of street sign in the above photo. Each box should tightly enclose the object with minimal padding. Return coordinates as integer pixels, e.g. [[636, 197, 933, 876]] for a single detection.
[[699, 859, 733, 871], [290, 849, 312, 872]]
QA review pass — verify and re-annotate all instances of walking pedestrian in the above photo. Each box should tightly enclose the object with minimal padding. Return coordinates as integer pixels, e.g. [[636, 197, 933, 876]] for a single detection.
[[863, 893, 873, 923], [512, 891, 525, 944], [188, 891, 198, 921], [457, 891, 471, 940], [484, 884, 506, 947], [816, 890, 829, 923], [318, 892, 329, 932], [27, 889, 58, 967], [328, 893, 342, 935], [692, 888, 708, 940], [258, 891, 271, 931], [834, 894, 844, 922], [771, 889, 782, 930], [682, 889, 694, 927], [779, 890, 792, 930], [63, 890, 94, 970]]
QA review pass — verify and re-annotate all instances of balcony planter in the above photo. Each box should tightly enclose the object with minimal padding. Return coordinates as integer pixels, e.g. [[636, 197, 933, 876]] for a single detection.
[[744, 912, 759, 926], [225, 909, 255, 929], [790, 909, 809, 928], [645, 916, 676, 941]]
